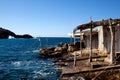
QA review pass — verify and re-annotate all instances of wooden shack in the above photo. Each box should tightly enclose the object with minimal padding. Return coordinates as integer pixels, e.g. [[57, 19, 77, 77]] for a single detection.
[[73, 18, 120, 63]]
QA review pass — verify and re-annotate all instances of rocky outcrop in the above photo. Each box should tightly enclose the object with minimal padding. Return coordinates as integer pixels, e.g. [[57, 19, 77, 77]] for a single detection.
[[39, 41, 86, 58], [0, 28, 33, 39], [14, 34, 33, 38], [40, 44, 68, 58], [0, 28, 16, 39], [40, 47, 57, 58]]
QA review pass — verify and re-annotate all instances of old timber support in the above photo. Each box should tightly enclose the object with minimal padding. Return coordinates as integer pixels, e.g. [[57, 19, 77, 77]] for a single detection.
[[109, 19, 114, 64], [89, 18, 93, 62]]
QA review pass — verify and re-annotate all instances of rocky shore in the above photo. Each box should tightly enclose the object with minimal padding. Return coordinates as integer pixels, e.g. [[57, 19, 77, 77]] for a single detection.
[[40, 41, 85, 58], [39, 42, 120, 80], [55, 51, 120, 80]]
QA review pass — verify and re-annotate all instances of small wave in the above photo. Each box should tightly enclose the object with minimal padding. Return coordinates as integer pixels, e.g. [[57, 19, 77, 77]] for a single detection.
[[32, 70, 51, 79], [0, 62, 3, 64], [11, 61, 21, 67], [32, 50, 39, 53], [24, 50, 39, 54], [11, 61, 31, 67], [11, 60, 43, 69]]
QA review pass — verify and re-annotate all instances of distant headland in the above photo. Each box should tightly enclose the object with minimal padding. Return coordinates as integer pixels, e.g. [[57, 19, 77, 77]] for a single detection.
[[0, 28, 33, 39]]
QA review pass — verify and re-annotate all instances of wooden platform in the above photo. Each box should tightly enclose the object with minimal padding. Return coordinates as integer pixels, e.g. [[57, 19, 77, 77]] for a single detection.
[[61, 57, 120, 79], [61, 55, 107, 62], [57, 50, 120, 79], [61, 64, 120, 76]]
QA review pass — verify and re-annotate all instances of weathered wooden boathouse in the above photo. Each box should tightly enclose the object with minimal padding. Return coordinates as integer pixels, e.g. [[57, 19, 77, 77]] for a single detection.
[[61, 18, 120, 80], [73, 18, 120, 63]]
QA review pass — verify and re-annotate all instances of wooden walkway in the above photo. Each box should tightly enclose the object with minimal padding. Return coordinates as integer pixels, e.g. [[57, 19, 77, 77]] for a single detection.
[[61, 56, 120, 79], [62, 64, 120, 76]]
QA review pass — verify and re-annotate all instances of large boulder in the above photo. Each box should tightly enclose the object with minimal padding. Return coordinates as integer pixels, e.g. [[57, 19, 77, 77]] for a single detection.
[[54, 44, 68, 53], [40, 47, 55, 57], [67, 44, 78, 52]]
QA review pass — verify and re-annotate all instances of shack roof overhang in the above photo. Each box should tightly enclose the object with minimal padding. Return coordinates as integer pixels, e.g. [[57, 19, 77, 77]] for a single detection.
[[69, 29, 98, 37], [73, 18, 120, 34]]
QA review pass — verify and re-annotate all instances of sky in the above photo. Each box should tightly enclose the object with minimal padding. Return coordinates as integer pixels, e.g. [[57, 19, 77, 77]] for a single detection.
[[0, 0, 120, 37]]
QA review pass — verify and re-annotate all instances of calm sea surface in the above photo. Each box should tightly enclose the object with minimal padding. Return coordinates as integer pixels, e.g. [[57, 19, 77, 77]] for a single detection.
[[0, 37, 75, 80]]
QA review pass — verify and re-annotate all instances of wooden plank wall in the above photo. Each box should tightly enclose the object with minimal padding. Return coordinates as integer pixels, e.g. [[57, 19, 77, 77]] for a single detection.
[[103, 27, 111, 53], [115, 26, 120, 52], [83, 25, 120, 54], [84, 34, 98, 49], [102, 25, 120, 53]]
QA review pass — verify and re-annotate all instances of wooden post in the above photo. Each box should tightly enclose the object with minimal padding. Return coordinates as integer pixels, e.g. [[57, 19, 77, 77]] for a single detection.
[[80, 29, 82, 56], [46, 37, 49, 47], [74, 52, 77, 66], [39, 36, 42, 48], [109, 19, 114, 64], [70, 35, 72, 43], [74, 37, 76, 45], [113, 27, 115, 63], [89, 18, 93, 62]]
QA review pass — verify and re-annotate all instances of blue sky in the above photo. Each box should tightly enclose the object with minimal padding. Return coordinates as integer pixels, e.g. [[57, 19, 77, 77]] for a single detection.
[[0, 0, 120, 37]]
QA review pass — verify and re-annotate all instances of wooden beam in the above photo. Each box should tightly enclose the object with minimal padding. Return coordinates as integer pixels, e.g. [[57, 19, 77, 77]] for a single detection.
[[73, 18, 120, 32], [74, 36, 76, 45], [61, 55, 107, 62], [109, 19, 114, 64], [80, 29, 83, 56], [73, 52, 77, 66], [89, 18, 93, 62], [113, 27, 115, 62]]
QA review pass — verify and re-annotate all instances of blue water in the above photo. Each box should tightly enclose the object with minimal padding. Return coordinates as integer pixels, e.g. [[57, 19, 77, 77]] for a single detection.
[[0, 37, 74, 80]]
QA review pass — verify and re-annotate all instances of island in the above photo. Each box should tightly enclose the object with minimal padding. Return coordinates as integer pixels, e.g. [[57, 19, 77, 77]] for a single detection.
[[0, 28, 33, 39]]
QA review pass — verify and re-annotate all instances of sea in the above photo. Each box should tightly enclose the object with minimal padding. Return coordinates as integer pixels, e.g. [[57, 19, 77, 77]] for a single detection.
[[0, 37, 78, 80]]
